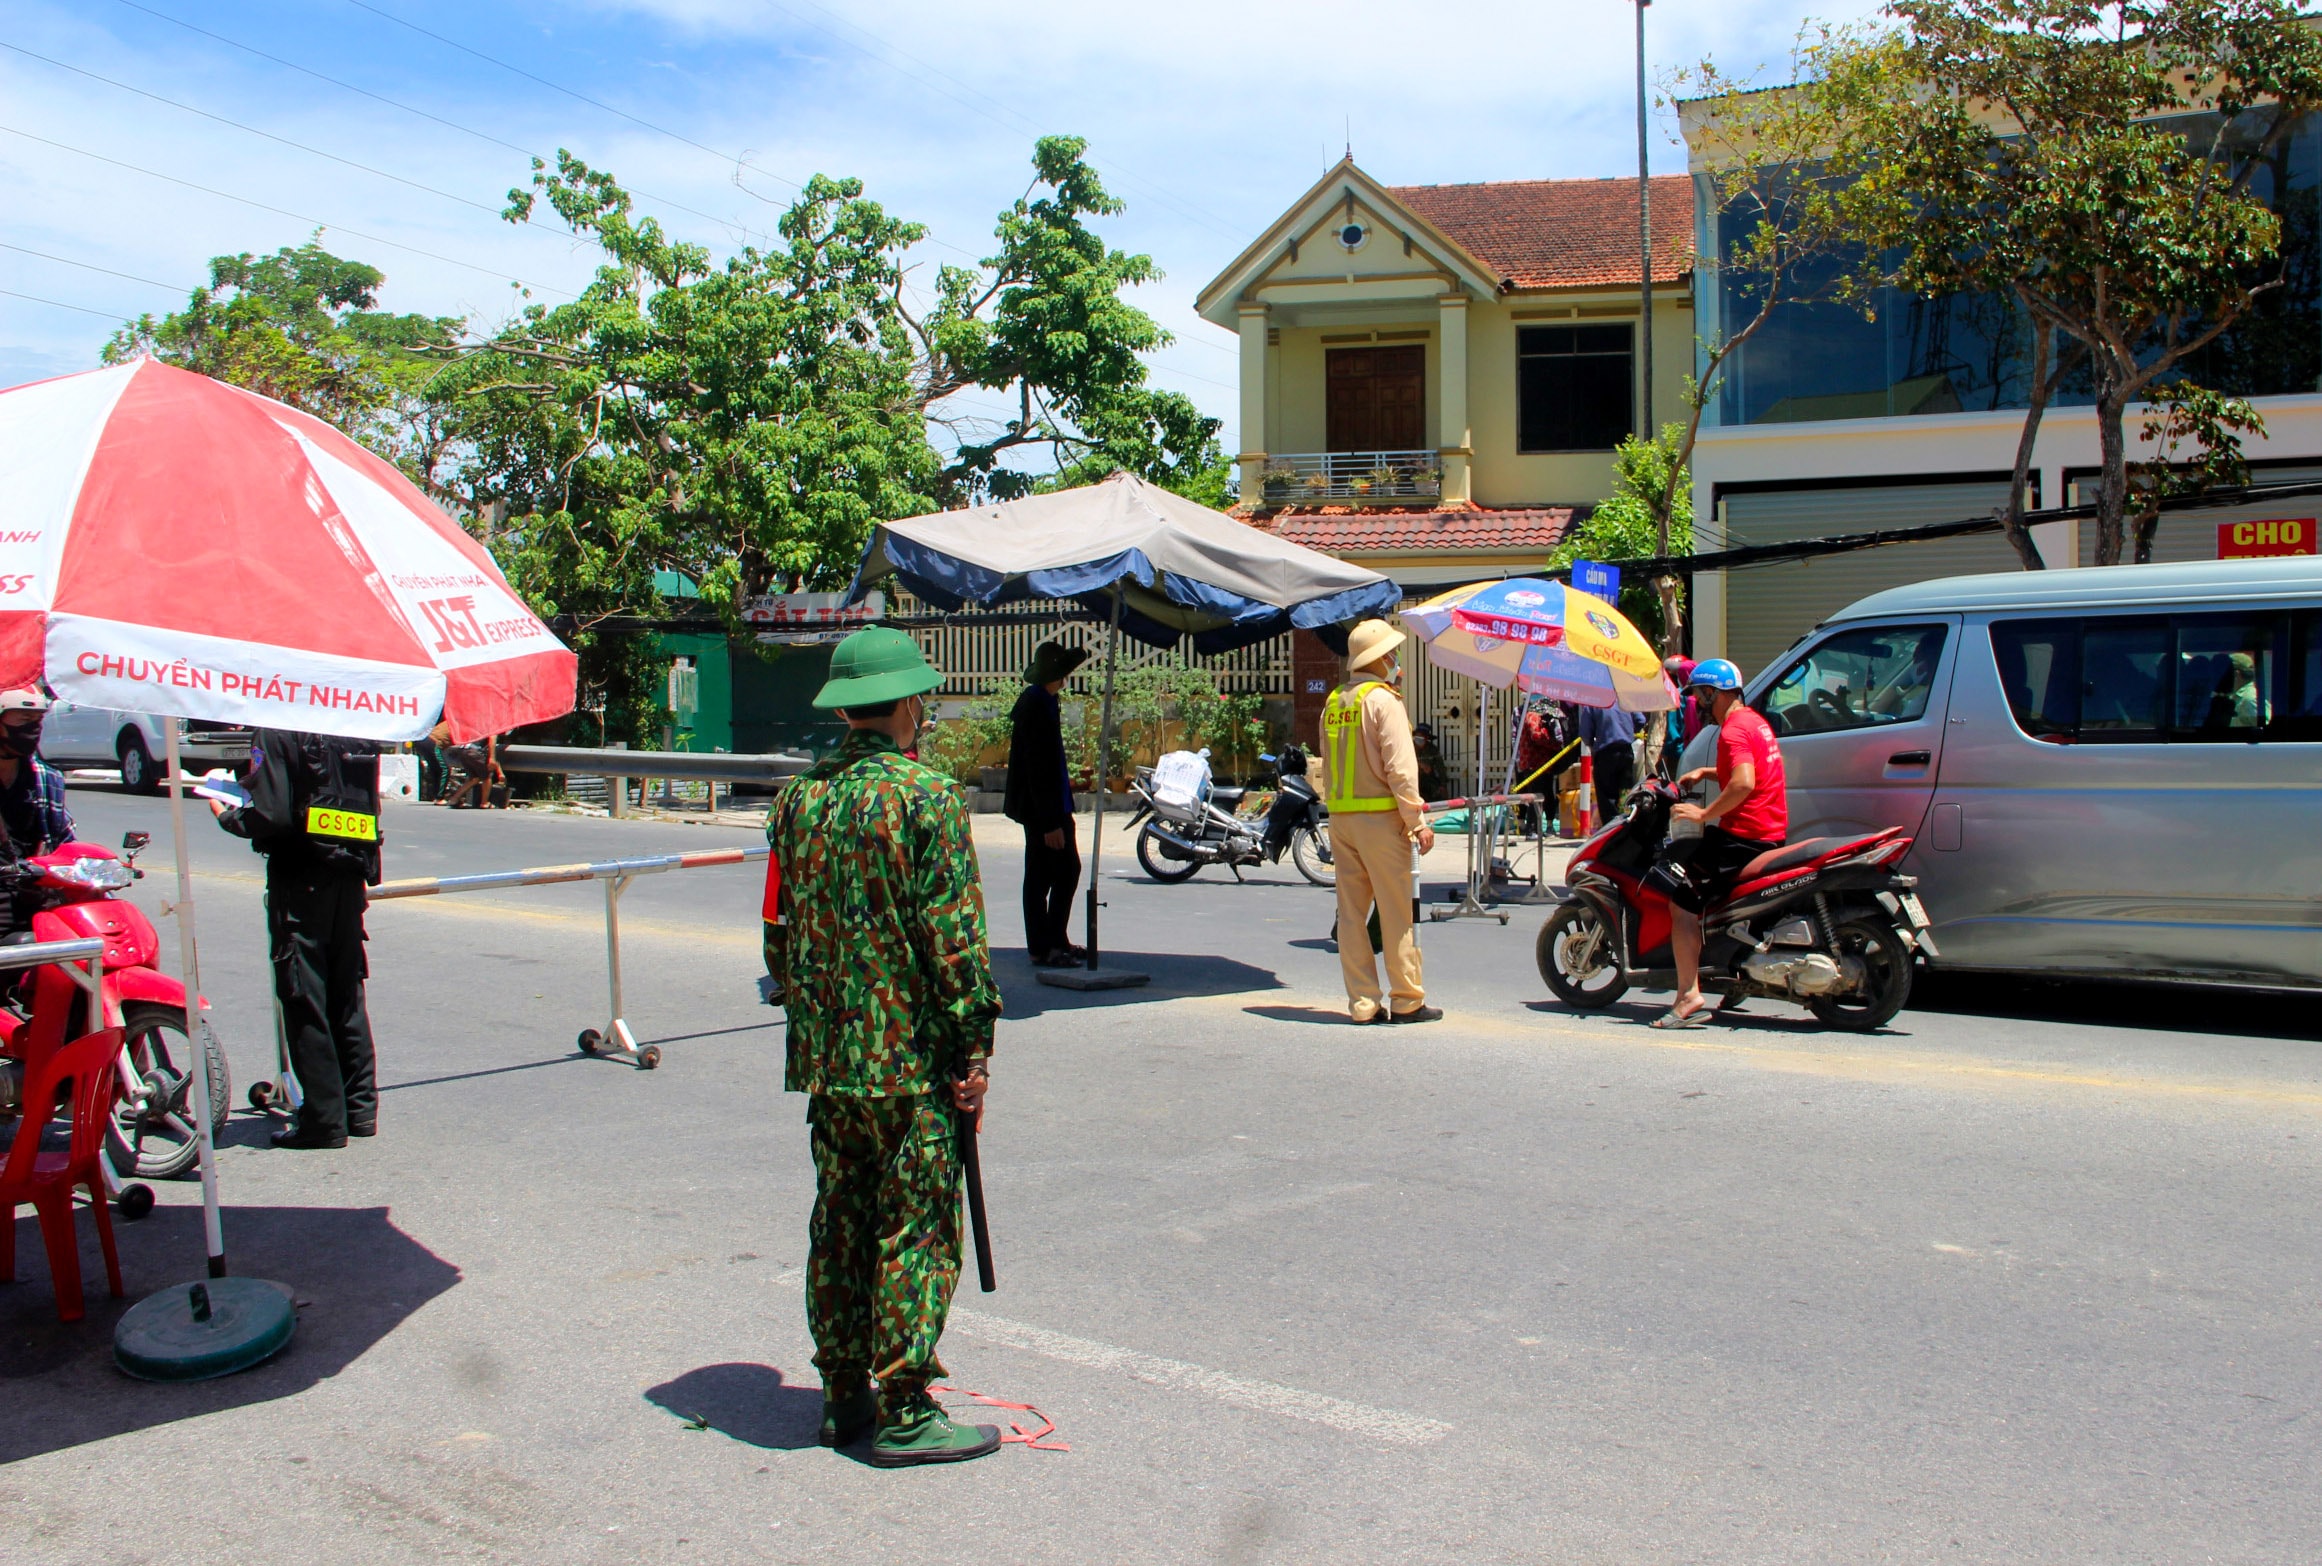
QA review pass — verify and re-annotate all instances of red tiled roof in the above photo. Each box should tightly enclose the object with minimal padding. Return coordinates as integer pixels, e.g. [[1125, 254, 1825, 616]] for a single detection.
[[1252, 506, 1578, 556], [1389, 174, 1693, 291]]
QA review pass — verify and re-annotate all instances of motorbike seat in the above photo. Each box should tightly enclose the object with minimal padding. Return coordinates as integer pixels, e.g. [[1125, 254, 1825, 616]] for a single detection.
[[1209, 786, 1246, 808], [1735, 838, 1838, 883]]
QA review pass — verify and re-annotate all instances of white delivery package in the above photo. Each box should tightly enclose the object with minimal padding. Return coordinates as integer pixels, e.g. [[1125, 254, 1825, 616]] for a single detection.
[[1149, 748, 1213, 820]]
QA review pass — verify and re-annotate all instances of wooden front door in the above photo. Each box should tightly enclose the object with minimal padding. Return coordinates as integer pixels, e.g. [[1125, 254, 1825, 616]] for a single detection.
[[1326, 346, 1425, 451]]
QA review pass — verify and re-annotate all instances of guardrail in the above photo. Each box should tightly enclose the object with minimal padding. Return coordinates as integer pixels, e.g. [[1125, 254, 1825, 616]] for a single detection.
[[496, 745, 813, 817], [368, 846, 770, 1070], [1260, 449, 1442, 505]]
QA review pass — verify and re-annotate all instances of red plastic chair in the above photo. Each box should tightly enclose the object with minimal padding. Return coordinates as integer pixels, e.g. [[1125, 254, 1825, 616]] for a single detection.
[[0, 1028, 126, 1322]]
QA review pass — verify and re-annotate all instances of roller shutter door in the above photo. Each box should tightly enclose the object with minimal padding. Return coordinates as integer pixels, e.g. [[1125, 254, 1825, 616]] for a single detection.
[[1719, 481, 2019, 677], [2074, 464, 2322, 565]]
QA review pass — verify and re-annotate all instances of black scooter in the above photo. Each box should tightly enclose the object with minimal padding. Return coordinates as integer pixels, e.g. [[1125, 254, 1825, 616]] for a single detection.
[[1126, 745, 1333, 886]]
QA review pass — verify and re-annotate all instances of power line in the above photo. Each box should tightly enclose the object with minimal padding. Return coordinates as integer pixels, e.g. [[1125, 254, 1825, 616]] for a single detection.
[[107, 0, 766, 243], [0, 241, 189, 295], [0, 287, 133, 321], [6, 41, 527, 223], [0, 123, 573, 300]]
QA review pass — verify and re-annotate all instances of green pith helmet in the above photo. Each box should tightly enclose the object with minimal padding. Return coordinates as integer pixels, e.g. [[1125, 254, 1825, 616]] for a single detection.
[[812, 626, 944, 710]]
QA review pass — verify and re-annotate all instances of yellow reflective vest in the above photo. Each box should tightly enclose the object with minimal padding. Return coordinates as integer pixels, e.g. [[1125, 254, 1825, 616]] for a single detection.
[[1322, 681, 1398, 814]]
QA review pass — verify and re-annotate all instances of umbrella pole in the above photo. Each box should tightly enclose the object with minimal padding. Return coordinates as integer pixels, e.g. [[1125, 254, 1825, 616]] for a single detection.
[[163, 720, 227, 1278], [1083, 591, 1124, 969]]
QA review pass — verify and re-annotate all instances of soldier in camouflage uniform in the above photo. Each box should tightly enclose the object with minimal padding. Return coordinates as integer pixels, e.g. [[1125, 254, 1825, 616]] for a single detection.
[[767, 627, 1005, 1467]]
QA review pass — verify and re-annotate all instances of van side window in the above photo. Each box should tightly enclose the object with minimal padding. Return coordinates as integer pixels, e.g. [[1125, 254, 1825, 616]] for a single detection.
[[2171, 618, 2275, 737], [1762, 624, 1949, 738], [1994, 613, 2307, 743], [1990, 620, 2078, 739]]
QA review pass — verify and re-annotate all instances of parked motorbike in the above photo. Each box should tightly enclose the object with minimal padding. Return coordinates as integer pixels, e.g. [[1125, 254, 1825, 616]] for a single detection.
[[1536, 779, 1937, 1031], [1127, 746, 1333, 886], [0, 831, 227, 1186]]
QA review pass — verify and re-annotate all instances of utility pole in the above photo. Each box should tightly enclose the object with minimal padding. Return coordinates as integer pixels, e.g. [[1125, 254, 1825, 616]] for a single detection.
[[1634, 0, 1653, 447]]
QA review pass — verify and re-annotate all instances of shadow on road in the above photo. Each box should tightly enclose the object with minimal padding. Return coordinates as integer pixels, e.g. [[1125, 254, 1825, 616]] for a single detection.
[[0, 1204, 458, 1463], [1910, 970, 2322, 1041], [1244, 1004, 1356, 1026], [992, 950, 1282, 1018], [644, 1362, 822, 1450]]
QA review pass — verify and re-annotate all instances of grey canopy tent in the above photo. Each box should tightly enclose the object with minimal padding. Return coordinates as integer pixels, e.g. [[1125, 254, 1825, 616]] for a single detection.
[[846, 471, 1402, 981]]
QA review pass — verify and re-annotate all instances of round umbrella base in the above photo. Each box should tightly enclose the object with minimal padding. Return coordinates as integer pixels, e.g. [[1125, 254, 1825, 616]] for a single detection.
[[114, 1278, 295, 1382]]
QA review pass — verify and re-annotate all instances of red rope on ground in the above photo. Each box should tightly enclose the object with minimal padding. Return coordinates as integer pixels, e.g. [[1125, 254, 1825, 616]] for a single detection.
[[933, 1385, 1070, 1451]]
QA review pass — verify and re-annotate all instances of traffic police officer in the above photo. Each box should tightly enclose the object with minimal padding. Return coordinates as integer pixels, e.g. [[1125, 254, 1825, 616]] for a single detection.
[[1321, 619, 1440, 1024], [214, 728, 382, 1150]]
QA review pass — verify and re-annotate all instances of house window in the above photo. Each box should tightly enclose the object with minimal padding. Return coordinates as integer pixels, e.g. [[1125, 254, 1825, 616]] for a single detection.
[[1326, 346, 1425, 451], [1518, 324, 1633, 452]]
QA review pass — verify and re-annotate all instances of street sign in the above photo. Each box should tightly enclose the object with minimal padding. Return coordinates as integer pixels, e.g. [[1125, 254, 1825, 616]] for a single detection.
[[2217, 519, 2318, 559], [1572, 559, 1621, 600], [744, 589, 884, 644]]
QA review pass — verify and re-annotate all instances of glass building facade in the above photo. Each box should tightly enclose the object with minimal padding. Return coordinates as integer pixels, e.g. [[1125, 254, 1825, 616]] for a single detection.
[[1698, 112, 2322, 428]]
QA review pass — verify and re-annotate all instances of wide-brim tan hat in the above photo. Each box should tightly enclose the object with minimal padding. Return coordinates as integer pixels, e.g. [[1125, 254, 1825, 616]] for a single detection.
[[1344, 618, 1409, 672]]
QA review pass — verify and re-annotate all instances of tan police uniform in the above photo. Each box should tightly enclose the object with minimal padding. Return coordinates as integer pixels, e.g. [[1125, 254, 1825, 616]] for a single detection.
[[1321, 642, 1427, 1021]]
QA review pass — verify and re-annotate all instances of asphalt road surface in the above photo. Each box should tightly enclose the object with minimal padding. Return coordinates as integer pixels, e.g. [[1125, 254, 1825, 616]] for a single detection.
[[3, 785, 2318, 1564]]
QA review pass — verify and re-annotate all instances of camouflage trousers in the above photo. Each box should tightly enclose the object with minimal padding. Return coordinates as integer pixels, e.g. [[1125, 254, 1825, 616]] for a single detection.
[[805, 1092, 962, 1405]]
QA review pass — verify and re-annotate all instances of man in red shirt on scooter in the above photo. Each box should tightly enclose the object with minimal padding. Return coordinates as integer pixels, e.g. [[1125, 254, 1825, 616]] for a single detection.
[[1645, 658, 1785, 1029]]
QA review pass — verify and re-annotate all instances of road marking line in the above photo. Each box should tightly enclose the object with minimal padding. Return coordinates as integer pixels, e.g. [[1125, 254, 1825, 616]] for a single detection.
[[950, 1311, 1451, 1446]]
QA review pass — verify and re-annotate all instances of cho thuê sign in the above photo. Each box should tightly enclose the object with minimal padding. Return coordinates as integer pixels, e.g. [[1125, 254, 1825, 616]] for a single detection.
[[2217, 518, 2318, 559]]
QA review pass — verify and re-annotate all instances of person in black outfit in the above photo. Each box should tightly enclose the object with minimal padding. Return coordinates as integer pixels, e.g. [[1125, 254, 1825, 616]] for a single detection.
[[213, 729, 383, 1150], [1004, 640, 1089, 968]]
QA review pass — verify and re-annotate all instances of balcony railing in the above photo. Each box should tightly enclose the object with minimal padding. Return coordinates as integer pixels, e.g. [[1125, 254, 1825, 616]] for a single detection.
[[1260, 450, 1441, 506]]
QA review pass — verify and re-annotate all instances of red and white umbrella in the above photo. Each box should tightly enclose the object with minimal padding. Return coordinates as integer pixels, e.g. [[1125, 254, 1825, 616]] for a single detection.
[[0, 359, 574, 740]]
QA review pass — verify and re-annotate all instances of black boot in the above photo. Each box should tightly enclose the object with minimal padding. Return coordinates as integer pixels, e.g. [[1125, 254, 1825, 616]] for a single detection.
[[271, 1122, 347, 1150]]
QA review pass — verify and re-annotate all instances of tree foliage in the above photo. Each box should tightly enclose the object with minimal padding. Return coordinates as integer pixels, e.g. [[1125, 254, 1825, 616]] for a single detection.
[[1547, 424, 1694, 643], [104, 238, 462, 473], [1834, 0, 2322, 564]]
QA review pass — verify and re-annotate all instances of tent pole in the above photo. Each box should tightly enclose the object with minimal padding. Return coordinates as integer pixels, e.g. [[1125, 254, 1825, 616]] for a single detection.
[[1083, 591, 1125, 970], [164, 719, 227, 1278]]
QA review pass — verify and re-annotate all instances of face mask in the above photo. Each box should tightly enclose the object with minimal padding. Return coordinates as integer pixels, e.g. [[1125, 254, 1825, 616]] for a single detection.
[[0, 721, 40, 758]]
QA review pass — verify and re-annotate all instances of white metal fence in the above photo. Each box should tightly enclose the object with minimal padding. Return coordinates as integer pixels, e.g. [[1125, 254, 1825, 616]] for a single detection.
[[893, 591, 1293, 698]]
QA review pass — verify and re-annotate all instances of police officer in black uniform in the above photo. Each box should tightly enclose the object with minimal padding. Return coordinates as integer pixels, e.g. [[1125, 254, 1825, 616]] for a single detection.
[[214, 728, 382, 1150]]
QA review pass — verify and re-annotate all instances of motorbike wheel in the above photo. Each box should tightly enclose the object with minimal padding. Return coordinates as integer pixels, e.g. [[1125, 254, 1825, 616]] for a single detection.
[[1808, 915, 1914, 1032], [1134, 823, 1202, 884], [1290, 823, 1335, 887], [1536, 902, 1629, 1009], [105, 1001, 230, 1181]]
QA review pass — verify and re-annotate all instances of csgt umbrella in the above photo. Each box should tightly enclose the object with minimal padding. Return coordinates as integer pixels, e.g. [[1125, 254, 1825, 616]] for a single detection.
[[0, 358, 577, 1286], [848, 471, 1403, 979], [1402, 577, 1676, 808]]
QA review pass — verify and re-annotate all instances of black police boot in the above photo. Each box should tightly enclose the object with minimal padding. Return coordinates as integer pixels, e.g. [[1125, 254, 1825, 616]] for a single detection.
[[271, 1122, 348, 1150]]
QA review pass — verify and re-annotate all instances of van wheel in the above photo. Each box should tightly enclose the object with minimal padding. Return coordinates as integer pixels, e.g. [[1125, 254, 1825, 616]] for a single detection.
[[1536, 902, 1628, 1009], [117, 732, 161, 795], [1809, 916, 1913, 1032]]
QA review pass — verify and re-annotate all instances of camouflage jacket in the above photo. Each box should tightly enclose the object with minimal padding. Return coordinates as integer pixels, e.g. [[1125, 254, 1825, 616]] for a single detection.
[[768, 729, 999, 1096]]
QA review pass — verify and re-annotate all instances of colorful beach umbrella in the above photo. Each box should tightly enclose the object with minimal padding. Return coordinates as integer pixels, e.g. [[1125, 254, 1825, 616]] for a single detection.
[[0, 359, 576, 742], [1401, 577, 1677, 711]]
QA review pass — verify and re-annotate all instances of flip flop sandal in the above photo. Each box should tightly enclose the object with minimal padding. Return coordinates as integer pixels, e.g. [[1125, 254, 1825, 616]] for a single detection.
[[1650, 1006, 1708, 1030]]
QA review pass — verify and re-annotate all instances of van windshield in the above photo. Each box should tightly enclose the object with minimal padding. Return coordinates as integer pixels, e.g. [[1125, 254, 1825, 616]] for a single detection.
[[1763, 624, 1949, 737]]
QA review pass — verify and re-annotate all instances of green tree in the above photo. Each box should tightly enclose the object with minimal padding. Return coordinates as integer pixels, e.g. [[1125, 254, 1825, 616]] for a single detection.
[[1547, 424, 1694, 642], [104, 238, 463, 476], [1835, 0, 2322, 564]]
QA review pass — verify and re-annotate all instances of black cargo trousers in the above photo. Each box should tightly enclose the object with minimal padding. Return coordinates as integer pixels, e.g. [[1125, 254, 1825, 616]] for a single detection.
[[267, 853, 377, 1137]]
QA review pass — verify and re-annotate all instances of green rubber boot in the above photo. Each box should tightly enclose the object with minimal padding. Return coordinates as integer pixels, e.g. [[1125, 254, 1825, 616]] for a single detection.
[[818, 1375, 877, 1448], [869, 1391, 1001, 1468]]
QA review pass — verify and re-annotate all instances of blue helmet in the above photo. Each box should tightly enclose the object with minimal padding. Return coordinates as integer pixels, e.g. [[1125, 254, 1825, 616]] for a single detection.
[[1686, 657, 1744, 693]]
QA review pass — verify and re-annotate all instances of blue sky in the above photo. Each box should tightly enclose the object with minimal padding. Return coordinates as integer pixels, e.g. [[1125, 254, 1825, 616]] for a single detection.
[[3, 0, 1881, 455]]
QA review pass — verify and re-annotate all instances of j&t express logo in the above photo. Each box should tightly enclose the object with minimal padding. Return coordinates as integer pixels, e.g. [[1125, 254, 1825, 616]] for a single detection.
[[1584, 610, 1622, 640], [1503, 590, 1547, 609]]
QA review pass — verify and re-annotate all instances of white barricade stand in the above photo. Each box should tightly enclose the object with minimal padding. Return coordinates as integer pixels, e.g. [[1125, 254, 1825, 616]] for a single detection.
[[364, 846, 769, 1071], [1422, 792, 1546, 925]]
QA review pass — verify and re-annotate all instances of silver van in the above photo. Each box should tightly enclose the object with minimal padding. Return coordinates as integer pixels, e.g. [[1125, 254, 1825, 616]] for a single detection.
[[1744, 557, 2322, 989]]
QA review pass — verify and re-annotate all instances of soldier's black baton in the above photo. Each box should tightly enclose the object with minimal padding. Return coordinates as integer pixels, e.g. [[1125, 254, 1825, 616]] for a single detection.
[[957, 1104, 996, 1293]]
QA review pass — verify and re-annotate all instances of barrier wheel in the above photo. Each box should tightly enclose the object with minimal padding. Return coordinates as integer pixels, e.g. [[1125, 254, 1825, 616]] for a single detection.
[[115, 1183, 155, 1220], [636, 1046, 663, 1071], [577, 1029, 603, 1055], [248, 1081, 274, 1112]]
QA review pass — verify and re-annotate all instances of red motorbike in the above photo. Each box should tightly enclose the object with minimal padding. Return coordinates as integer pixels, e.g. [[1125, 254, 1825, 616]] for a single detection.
[[0, 831, 226, 1186], [1536, 780, 1938, 1031]]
